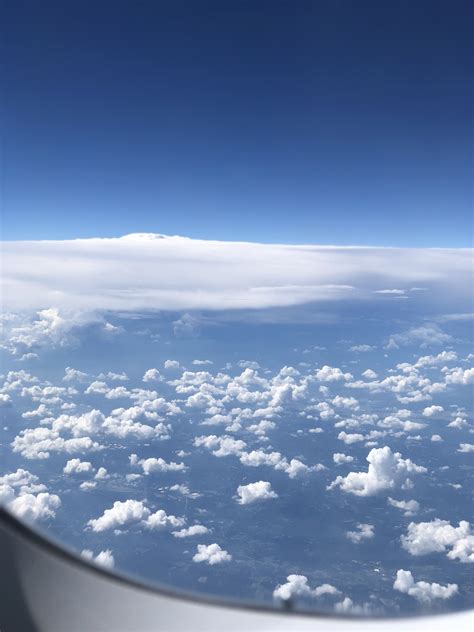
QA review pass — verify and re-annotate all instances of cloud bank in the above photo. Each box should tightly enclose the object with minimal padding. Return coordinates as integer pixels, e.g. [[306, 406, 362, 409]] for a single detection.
[[2, 234, 472, 313]]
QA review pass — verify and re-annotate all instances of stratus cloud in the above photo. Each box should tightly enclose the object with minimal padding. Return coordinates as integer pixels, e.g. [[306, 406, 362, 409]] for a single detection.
[[327, 446, 426, 496], [2, 234, 472, 314], [393, 569, 457, 603]]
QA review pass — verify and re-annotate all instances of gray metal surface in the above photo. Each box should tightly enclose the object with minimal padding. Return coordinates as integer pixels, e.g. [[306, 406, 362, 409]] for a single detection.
[[0, 508, 472, 632]]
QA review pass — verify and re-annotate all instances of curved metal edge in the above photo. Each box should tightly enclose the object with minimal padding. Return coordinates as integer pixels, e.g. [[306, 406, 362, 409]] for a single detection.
[[1, 507, 473, 632]]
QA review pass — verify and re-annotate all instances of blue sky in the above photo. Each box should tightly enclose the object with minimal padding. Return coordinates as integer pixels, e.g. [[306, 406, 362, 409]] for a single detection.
[[3, 0, 472, 245]]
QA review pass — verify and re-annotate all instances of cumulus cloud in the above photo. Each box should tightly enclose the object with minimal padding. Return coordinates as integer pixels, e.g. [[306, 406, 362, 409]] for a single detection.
[[328, 446, 426, 497], [273, 575, 340, 601], [387, 498, 420, 516], [346, 523, 375, 543], [3, 236, 470, 317], [87, 499, 150, 532], [143, 509, 185, 530], [393, 569, 457, 603], [130, 454, 186, 474], [81, 549, 115, 568], [63, 458, 94, 475], [192, 543, 232, 565], [172, 524, 209, 538], [422, 405, 444, 417], [333, 453, 354, 465], [401, 519, 473, 563], [142, 368, 164, 383], [8, 492, 61, 522], [315, 366, 353, 382], [236, 481, 278, 505]]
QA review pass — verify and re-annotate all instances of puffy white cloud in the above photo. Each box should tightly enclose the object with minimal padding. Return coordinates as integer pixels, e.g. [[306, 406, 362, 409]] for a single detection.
[[422, 405, 444, 417], [458, 443, 474, 453], [192, 543, 232, 565], [143, 509, 185, 530], [130, 455, 186, 474], [328, 446, 426, 497], [142, 368, 163, 383], [12, 426, 103, 460], [81, 549, 115, 568], [236, 481, 278, 505], [334, 597, 372, 615], [388, 498, 420, 516], [1, 470, 61, 522], [362, 369, 378, 379], [273, 575, 340, 601], [337, 432, 364, 445], [0, 393, 12, 407], [333, 453, 354, 465], [414, 351, 457, 368], [431, 434, 443, 442], [63, 367, 89, 382], [172, 524, 209, 538], [94, 467, 109, 480], [87, 499, 150, 532], [444, 367, 474, 385], [393, 569, 457, 603], [63, 458, 94, 475], [315, 366, 353, 382], [401, 519, 474, 562], [164, 360, 181, 370], [8, 492, 61, 522], [346, 523, 374, 543]]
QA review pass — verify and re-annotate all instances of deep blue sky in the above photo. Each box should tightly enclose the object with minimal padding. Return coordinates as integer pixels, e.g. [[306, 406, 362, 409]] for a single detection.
[[2, 1, 473, 245]]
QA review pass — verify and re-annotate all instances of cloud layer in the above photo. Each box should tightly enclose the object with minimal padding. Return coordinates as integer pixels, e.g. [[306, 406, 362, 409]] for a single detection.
[[2, 234, 472, 312]]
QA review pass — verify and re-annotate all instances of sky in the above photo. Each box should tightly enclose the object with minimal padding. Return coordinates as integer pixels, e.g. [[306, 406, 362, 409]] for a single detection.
[[3, 0, 473, 245]]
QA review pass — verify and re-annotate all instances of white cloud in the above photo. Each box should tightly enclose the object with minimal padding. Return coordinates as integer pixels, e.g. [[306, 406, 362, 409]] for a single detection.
[[236, 481, 278, 505], [349, 345, 375, 352], [142, 368, 163, 383], [346, 523, 374, 543], [393, 569, 457, 603], [81, 549, 115, 568], [192, 543, 232, 565], [87, 499, 150, 532], [401, 519, 474, 563], [63, 367, 89, 382], [422, 405, 444, 417], [334, 597, 372, 615], [458, 443, 474, 453], [362, 369, 378, 379], [333, 453, 354, 465], [130, 455, 186, 474], [12, 426, 103, 459], [164, 360, 180, 370], [8, 492, 61, 522], [273, 575, 340, 601], [328, 446, 426, 497], [387, 498, 420, 516], [172, 524, 209, 538], [143, 509, 185, 530], [63, 458, 94, 475], [4, 236, 470, 315], [387, 325, 453, 349], [444, 367, 474, 385], [315, 366, 353, 382]]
